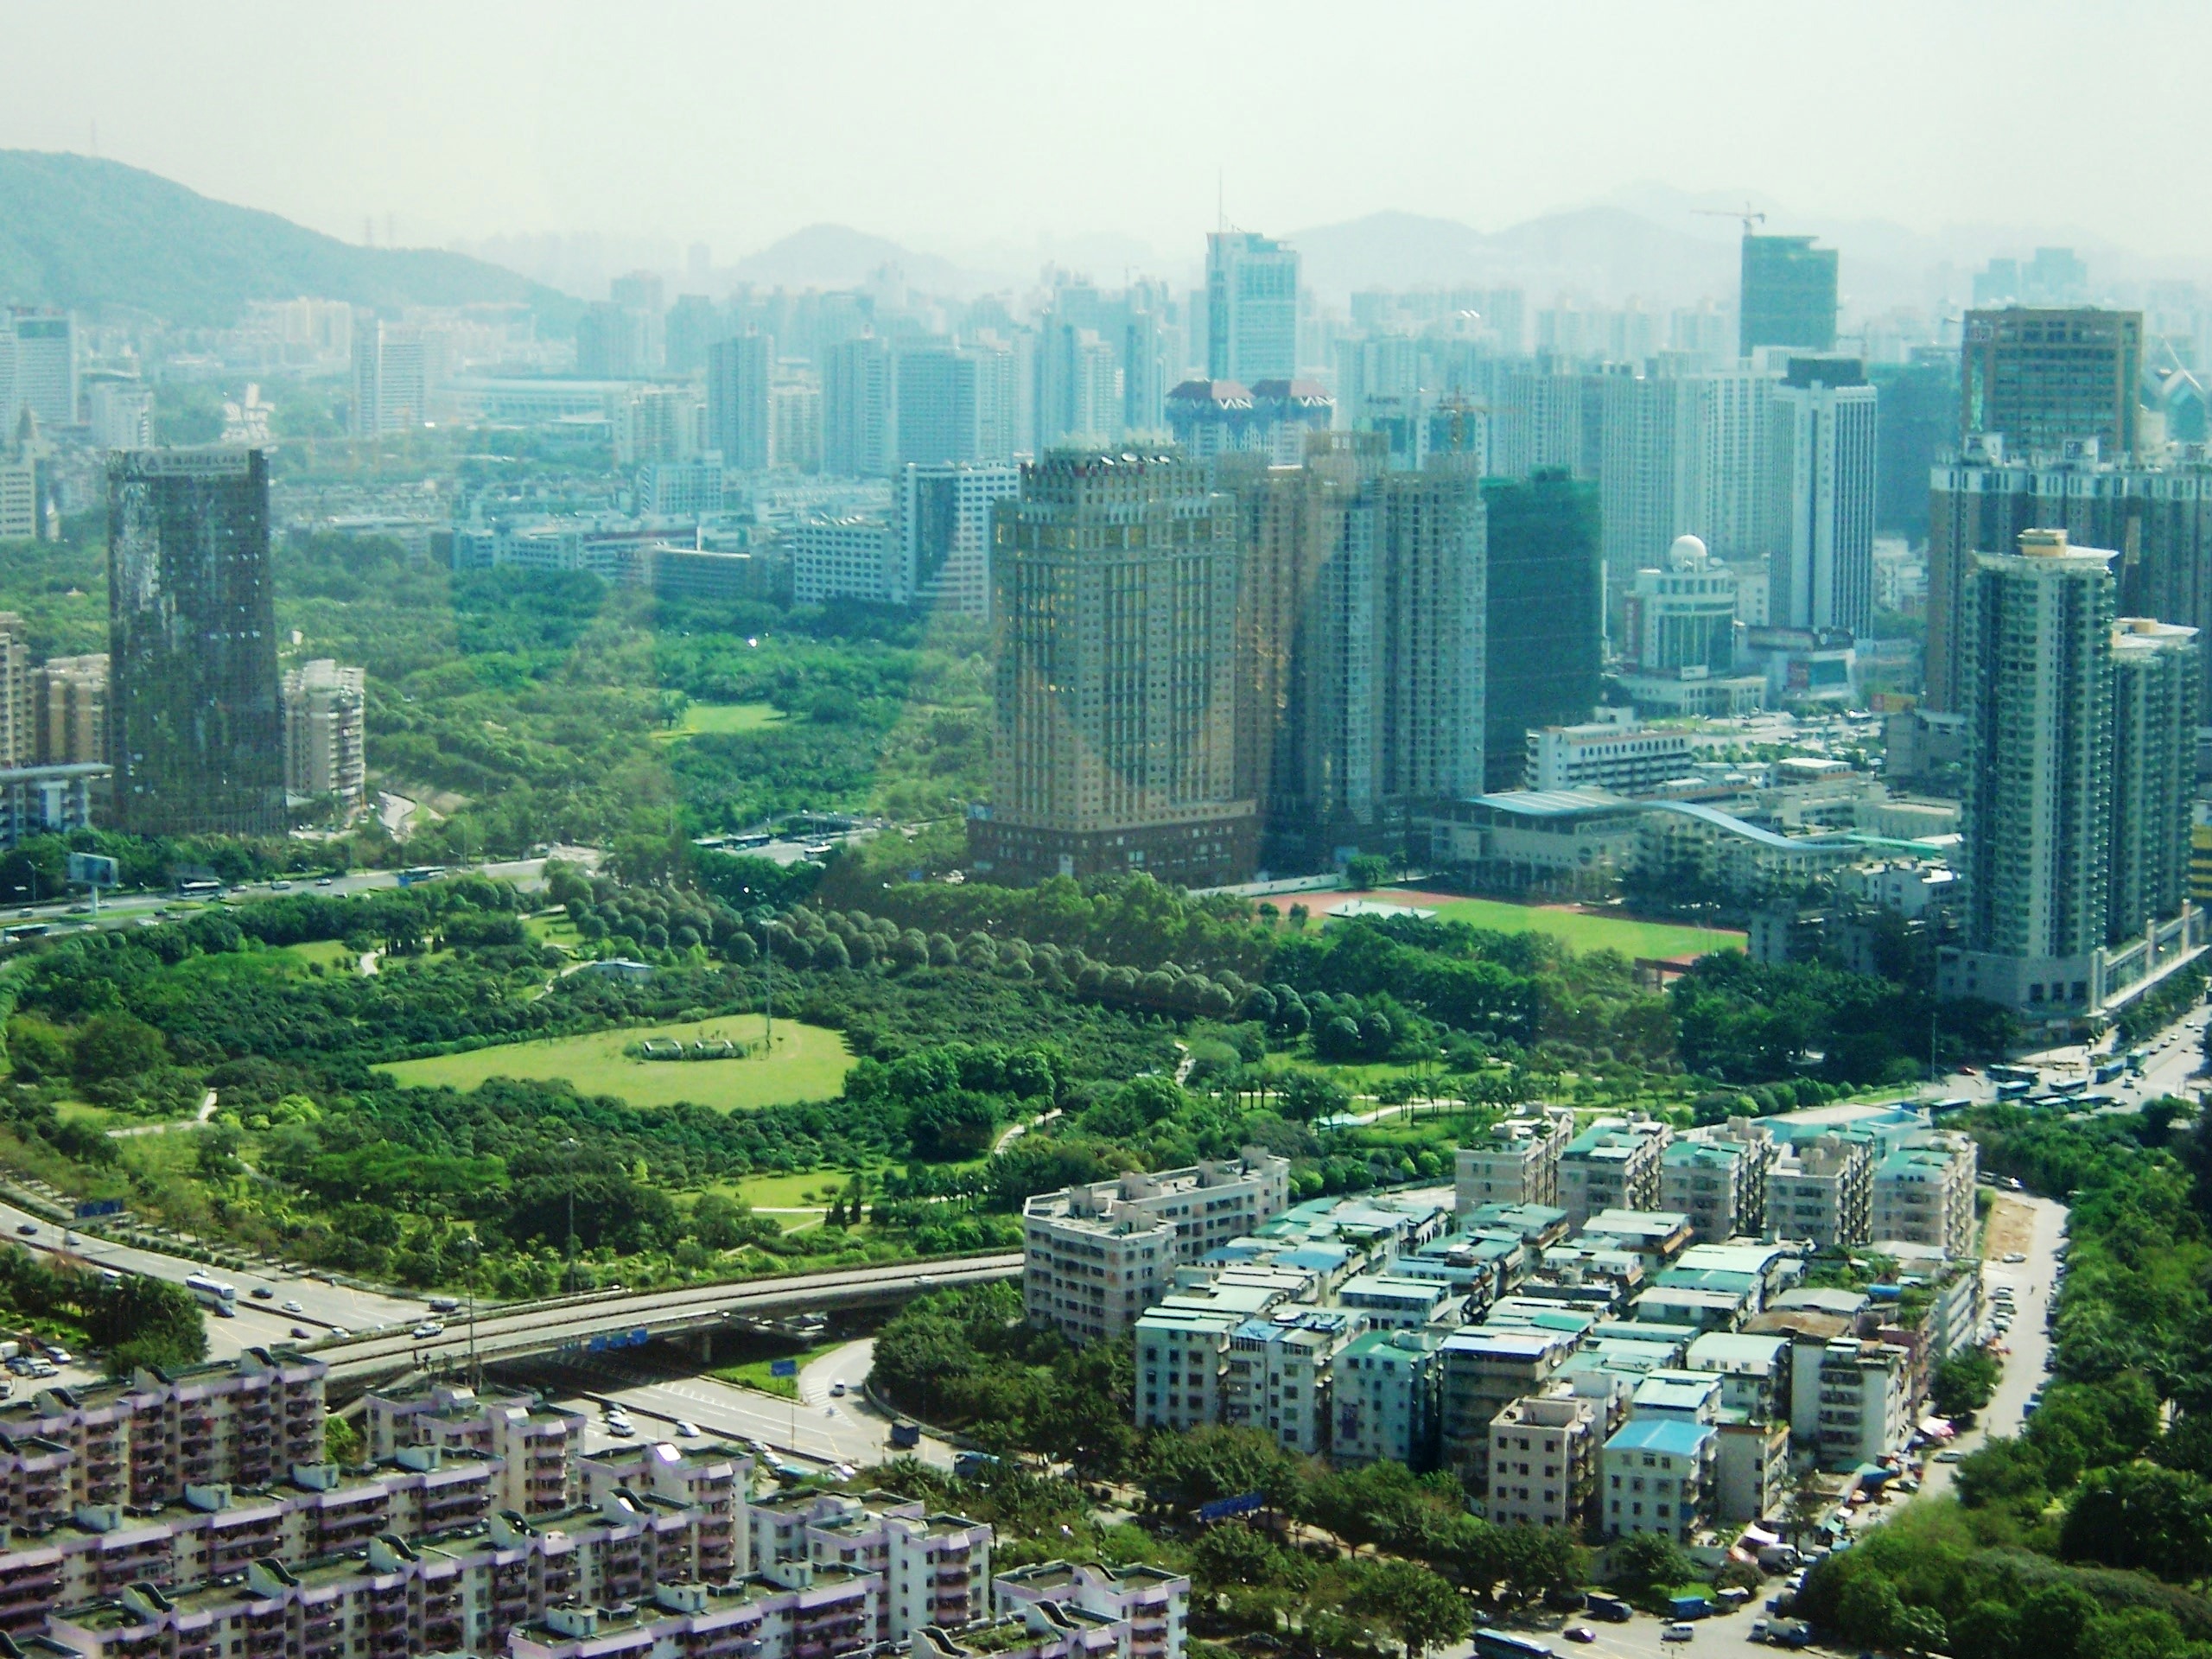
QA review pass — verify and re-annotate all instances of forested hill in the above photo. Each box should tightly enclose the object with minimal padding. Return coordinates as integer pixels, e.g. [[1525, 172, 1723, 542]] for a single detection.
[[0, 150, 576, 327]]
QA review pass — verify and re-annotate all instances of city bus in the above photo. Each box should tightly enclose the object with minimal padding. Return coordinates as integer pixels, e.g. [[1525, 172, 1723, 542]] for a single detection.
[[184, 1272, 237, 1315], [397, 866, 449, 887], [1476, 1632, 1556, 1659]]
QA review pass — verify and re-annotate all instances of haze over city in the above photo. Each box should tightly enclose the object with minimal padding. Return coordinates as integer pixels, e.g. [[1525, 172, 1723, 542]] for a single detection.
[[0, 12, 2206, 1659], [4, 1, 2209, 283]]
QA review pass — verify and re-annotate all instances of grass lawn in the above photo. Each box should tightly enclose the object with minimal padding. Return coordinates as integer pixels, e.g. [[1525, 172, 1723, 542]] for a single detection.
[[710, 1338, 848, 1400], [276, 939, 356, 972], [1412, 894, 1741, 960], [373, 1014, 854, 1110], [721, 1170, 861, 1211], [654, 702, 785, 741]]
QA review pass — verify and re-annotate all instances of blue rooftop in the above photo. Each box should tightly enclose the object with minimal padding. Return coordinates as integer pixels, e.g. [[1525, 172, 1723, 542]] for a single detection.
[[1605, 1417, 1715, 1456]]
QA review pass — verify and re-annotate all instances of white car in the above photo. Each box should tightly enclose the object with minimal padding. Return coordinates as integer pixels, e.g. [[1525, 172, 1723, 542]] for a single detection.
[[607, 1420, 637, 1439], [411, 1321, 443, 1340], [2002, 1252, 2027, 1264], [676, 1421, 701, 1438], [282, 1300, 303, 1313]]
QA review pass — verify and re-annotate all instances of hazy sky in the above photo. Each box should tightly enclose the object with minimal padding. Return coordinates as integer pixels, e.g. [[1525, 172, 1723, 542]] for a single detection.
[[6, 0, 2207, 267]]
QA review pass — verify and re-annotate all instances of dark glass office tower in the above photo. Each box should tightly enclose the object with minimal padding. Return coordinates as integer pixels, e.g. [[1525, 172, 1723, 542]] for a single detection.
[[1739, 234, 1839, 356], [108, 448, 285, 836], [1480, 469, 1603, 793]]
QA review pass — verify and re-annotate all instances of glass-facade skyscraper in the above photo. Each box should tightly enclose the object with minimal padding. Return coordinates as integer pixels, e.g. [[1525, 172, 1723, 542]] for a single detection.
[[1205, 231, 1300, 385], [1738, 234, 1838, 356], [107, 447, 285, 837]]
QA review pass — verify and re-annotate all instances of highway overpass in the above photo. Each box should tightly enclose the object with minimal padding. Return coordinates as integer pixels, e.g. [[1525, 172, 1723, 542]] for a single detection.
[[314, 1254, 1022, 1389]]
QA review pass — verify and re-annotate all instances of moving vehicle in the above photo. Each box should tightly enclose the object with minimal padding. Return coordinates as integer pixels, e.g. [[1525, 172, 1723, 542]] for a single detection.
[[1564, 1629, 1595, 1644], [282, 1300, 303, 1313], [397, 866, 449, 887], [830, 1381, 847, 1397], [289, 1327, 310, 1339], [606, 1419, 636, 1439], [888, 1421, 922, 1450], [1663, 1625, 1697, 1644], [251, 1286, 275, 1300], [186, 1272, 237, 1312], [427, 1296, 461, 1313], [676, 1421, 700, 1438], [1475, 1632, 1557, 1659], [411, 1321, 443, 1340], [1584, 1594, 1632, 1624]]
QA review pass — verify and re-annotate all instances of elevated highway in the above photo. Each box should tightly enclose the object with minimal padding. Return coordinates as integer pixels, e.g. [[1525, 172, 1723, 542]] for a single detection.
[[315, 1253, 1022, 1389]]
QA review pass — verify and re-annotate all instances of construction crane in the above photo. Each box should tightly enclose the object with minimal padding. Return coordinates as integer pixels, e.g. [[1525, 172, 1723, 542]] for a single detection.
[[1692, 203, 1767, 235]]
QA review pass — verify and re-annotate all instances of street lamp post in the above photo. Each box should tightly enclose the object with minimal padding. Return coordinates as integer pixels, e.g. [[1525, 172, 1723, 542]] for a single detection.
[[562, 1137, 582, 1292], [460, 1235, 480, 1388]]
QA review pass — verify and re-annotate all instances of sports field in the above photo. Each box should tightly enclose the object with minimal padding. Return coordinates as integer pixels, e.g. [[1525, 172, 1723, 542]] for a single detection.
[[1295, 889, 1741, 961], [375, 1014, 853, 1110], [654, 702, 785, 741]]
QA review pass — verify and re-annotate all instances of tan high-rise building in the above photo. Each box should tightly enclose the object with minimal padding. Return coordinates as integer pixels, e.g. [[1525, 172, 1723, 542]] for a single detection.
[[0, 613, 29, 766], [1217, 435, 1487, 868], [971, 448, 1253, 885], [31, 652, 106, 767], [282, 658, 367, 810]]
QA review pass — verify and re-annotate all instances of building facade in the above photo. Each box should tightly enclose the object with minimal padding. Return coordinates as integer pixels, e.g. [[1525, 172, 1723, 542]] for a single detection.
[[973, 449, 1254, 885], [107, 448, 286, 836], [1961, 307, 2143, 459], [281, 659, 366, 811], [708, 334, 772, 474], [1740, 235, 1839, 357]]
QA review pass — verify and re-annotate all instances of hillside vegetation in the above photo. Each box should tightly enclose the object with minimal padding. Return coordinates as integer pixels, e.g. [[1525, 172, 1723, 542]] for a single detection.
[[0, 150, 572, 325]]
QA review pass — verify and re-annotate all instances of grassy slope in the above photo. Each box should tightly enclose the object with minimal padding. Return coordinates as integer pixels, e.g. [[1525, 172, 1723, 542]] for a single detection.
[[373, 1014, 854, 1110]]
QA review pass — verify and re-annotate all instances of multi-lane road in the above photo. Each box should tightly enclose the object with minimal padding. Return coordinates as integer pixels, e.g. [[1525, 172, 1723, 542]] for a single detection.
[[315, 1254, 1021, 1382], [0, 1190, 430, 1373], [2, 850, 594, 939]]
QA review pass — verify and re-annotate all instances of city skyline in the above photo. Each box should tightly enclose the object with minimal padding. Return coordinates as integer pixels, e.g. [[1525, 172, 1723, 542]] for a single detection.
[[7, 2, 2212, 281]]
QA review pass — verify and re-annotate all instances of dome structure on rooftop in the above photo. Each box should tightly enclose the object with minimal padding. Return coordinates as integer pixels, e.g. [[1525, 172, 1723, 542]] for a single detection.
[[1666, 533, 1710, 571]]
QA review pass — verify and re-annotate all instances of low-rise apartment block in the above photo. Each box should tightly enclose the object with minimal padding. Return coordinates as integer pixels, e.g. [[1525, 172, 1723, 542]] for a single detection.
[[364, 1382, 584, 1515], [1764, 1134, 1872, 1249], [1796, 1338, 1910, 1470], [0, 1351, 326, 1526], [1024, 1150, 1291, 1343], [1870, 1133, 1978, 1258], [1599, 1416, 1714, 1541], [1454, 1107, 1575, 1214], [1557, 1117, 1672, 1226], [995, 1559, 1191, 1659], [1440, 1326, 1576, 1483], [1487, 1392, 1599, 1529], [1331, 1331, 1445, 1471]]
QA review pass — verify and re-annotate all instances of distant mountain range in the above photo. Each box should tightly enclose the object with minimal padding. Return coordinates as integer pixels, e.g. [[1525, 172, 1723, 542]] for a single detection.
[[729, 223, 982, 296], [0, 150, 575, 327]]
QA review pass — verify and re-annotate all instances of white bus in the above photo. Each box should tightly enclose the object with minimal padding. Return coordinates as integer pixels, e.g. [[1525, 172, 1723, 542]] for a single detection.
[[185, 1272, 238, 1315]]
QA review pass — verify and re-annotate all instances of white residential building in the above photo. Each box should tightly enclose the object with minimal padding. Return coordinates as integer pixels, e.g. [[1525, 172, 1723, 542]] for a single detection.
[[1489, 1391, 1599, 1529], [791, 516, 899, 606], [1599, 1416, 1714, 1541], [1455, 1106, 1574, 1215], [1024, 1150, 1291, 1343]]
